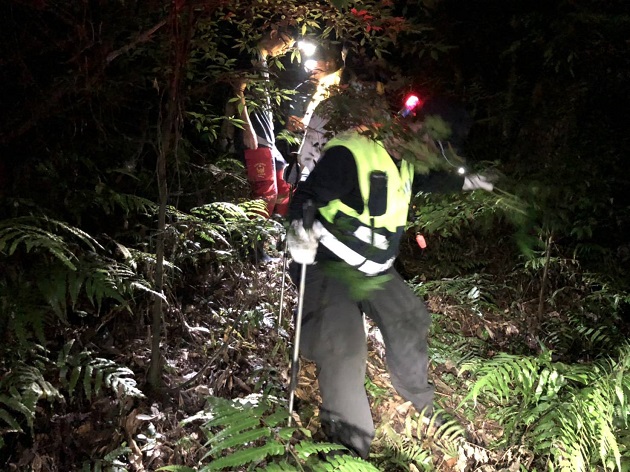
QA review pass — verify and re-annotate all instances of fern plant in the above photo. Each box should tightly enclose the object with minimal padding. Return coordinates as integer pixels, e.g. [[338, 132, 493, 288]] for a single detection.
[[538, 309, 627, 364], [375, 422, 436, 472], [162, 396, 380, 471], [80, 444, 132, 472], [0, 342, 143, 451], [0, 216, 163, 343], [410, 273, 501, 317], [459, 344, 630, 471], [512, 259, 630, 361], [409, 187, 523, 240], [427, 317, 488, 368], [0, 359, 63, 449], [56, 340, 144, 401], [164, 200, 282, 269], [0, 215, 101, 270]]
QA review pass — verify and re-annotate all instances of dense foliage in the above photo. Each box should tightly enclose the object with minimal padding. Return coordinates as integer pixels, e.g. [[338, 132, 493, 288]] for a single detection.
[[1, 0, 629, 470]]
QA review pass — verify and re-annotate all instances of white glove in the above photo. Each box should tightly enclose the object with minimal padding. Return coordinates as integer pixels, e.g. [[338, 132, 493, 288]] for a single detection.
[[287, 219, 323, 265], [463, 174, 494, 192]]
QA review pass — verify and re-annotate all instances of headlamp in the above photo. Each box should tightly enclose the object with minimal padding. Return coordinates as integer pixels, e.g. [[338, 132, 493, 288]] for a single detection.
[[298, 40, 317, 57], [304, 59, 318, 72]]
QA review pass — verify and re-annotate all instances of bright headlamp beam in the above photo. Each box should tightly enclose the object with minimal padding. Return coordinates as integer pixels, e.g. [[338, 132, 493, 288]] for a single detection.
[[304, 59, 318, 72], [298, 40, 317, 57]]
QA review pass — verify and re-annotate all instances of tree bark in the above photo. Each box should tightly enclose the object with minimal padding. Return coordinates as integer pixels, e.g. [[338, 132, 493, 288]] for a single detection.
[[537, 231, 553, 321], [147, 2, 195, 393]]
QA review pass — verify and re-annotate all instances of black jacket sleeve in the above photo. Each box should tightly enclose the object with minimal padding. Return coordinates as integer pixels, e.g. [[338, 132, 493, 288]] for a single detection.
[[288, 146, 466, 221], [288, 146, 361, 221], [412, 171, 465, 194]]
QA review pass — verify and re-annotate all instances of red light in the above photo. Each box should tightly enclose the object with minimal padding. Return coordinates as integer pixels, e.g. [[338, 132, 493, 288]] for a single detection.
[[399, 94, 423, 117], [405, 94, 421, 110]]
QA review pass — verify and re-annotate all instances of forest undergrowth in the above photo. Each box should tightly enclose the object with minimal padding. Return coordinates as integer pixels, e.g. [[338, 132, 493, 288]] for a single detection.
[[1, 201, 629, 471], [3, 0, 630, 469]]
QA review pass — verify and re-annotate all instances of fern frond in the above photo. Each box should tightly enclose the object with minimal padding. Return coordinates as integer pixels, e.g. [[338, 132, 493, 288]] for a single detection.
[[203, 406, 266, 441], [256, 462, 300, 471], [0, 222, 77, 269], [310, 453, 381, 471], [57, 343, 144, 400], [0, 216, 102, 258], [192, 397, 291, 470], [191, 201, 248, 222], [4, 299, 48, 345], [80, 444, 132, 471], [201, 442, 285, 471], [428, 322, 487, 367], [379, 423, 432, 471], [0, 215, 159, 343], [103, 191, 157, 217], [205, 426, 272, 458], [80, 259, 164, 313], [0, 361, 63, 439], [0, 398, 28, 433], [157, 466, 196, 472], [460, 344, 630, 471], [174, 396, 390, 471], [163, 199, 284, 272], [293, 441, 347, 460]]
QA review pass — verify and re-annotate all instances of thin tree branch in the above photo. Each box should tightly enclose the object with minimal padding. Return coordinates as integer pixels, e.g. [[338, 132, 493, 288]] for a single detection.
[[106, 19, 167, 64]]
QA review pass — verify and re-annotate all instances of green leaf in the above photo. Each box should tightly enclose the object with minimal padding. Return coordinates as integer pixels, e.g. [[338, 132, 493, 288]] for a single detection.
[[68, 366, 82, 395], [202, 442, 285, 471], [83, 364, 93, 400], [94, 367, 104, 396], [157, 467, 197, 472], [328, 0, 350, 11], [206, 428, 271, 457], [0, 407, 23, 432]]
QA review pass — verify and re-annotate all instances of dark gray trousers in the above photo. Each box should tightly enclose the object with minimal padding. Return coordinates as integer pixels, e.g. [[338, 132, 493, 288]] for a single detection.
[[290, 262, 434, 458]]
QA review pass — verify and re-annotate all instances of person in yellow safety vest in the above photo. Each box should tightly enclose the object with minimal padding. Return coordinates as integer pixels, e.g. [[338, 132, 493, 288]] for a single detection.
[[286, 121, 493, 458]]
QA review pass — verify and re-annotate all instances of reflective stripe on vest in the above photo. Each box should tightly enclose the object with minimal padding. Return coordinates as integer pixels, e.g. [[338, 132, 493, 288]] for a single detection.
[[319, 225, 397, 276]]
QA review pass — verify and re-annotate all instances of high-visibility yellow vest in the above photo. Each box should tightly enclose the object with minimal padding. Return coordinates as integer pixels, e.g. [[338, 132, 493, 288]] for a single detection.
[[318, 132, 415, 275]]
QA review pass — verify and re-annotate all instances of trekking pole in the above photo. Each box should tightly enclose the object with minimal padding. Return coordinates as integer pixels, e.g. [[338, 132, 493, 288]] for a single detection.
[[287, 199, 315, 426], [278, 234, 289, 327]]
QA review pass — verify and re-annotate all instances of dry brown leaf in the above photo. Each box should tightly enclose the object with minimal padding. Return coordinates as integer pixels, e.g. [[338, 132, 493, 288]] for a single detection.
[[30, 454, 43, 472], [395, 400, 413, 416], [75, 422, 92, 437], [127, 436, 145, 472], [124, 408, 145, 438]]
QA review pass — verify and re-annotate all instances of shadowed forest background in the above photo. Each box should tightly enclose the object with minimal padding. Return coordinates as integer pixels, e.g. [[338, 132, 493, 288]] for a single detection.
[[1, 0, 629, 471]]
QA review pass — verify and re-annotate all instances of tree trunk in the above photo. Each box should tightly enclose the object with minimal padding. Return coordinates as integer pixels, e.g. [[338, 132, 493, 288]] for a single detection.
[[147, 2, 195, 393], [537, 231, 553, 321]]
